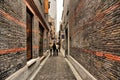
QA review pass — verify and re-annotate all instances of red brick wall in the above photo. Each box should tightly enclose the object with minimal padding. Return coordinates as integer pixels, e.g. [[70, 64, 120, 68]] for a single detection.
[[69, 0, 120, 79]]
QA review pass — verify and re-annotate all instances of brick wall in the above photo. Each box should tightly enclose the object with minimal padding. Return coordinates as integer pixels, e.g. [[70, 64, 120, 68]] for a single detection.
[[43, 30, 48, 52], [34, 0, 49, 53], [0, 0, 49, 79], [0, 0, 26, 80], [32, 16, 40, 58], [69, 0, 120, 79]]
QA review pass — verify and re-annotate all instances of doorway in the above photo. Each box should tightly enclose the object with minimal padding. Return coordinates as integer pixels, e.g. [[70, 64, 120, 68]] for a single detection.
[[39, 23, 44, 56], [26, 8, 33, 61], [65, 28, 68, 56]]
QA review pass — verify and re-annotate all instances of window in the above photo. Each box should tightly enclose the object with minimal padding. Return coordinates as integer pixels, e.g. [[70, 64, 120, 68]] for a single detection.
[[39, 0, 42, 5], [67, 10, 69, 16], [44, 0, 49, 13], [62, 34, 64, 39], [48, 2, 50, 9]]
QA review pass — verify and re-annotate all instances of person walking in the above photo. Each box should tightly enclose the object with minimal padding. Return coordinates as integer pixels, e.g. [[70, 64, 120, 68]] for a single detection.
[[52, 43, 56, 56], [56, 43, 59, 56], [49, 42, 53, 56]]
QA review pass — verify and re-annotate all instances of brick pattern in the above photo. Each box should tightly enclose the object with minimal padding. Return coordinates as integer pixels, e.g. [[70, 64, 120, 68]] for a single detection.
[[0, 1, 26, 80], [0, 0, 23, 20], [0, 52, 26, 80], [0, 0, 49, 79], [43, 30, 48, 52], [32, 16, 40, 58], [69, 0, 120, 79], [33, 0, 49, 53]]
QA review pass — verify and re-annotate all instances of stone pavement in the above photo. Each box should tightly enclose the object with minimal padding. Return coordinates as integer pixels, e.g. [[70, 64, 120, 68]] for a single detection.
[[33, 52, 76, 80]]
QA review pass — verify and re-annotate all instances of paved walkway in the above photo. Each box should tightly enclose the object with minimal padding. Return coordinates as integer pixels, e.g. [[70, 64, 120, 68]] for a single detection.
[[33, 52, 76, 80]]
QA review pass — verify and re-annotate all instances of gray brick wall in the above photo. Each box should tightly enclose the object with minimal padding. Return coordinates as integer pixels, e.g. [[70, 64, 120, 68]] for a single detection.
[[69, 0, 120, 79], [43, 30, 49, 52], [32, 16, 40, 58], [0, 0, 26, 80], [0, 0, 49, 80], [34, 0, 49, 53]]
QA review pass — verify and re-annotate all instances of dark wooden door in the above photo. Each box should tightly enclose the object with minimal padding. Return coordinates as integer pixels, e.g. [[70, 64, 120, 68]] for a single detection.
[[39, 23, 44, 56], [27, 9, 33, 60]]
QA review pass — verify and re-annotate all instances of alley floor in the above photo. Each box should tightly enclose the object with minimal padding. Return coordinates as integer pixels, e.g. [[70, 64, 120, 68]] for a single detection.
[[33, 52, 76, 80]]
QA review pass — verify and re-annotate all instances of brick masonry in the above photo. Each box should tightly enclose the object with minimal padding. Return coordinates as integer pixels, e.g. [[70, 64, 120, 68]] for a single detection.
[[0, 0, 26, 80], [34, 0, 49, 53], [0, 0, 49, 80], [69, 0, 120, 79]]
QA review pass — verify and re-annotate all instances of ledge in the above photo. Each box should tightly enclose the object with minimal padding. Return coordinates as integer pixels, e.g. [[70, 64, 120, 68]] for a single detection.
[[27, 59, 37, 68], [6, 66, 28, 80], [68, 55, 97, 80], [6, 56, 45, 80]]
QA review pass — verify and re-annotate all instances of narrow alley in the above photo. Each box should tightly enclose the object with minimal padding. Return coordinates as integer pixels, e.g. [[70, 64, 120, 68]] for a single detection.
[[0, 0, 120, 80], [33, 52, 76, 80]]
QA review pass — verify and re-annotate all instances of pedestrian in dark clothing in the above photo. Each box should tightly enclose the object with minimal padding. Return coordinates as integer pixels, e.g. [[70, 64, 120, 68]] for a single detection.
[[58, 45, 60, 52], [58, 42, 60, 52], [53, 43, 56, 56], [56, 44, 59, 56], [50, 47, 52, 56], [49, 43, 53, 56]]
